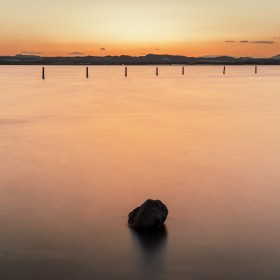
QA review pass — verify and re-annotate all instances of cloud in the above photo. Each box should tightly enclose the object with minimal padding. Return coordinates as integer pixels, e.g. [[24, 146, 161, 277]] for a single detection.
[[250, 41, 275, 44], [155, 48, 159, 50], [20, 51, 42, 55], [239, 40, 275, 44], [100, 48, 106, 51], [225, 40, 235, 43], [69, 52, 85, 55]]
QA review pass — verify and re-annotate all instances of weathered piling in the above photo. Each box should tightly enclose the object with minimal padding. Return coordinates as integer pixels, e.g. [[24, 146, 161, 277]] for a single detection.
[[86, 67, 89, 78], [223, 66, 226, 75], [156, 67, 159, 76], [182, 66, 185, 75], [42, 67, 45, 79], [255, 65, 258, 74], [125, 66, 128, 77]]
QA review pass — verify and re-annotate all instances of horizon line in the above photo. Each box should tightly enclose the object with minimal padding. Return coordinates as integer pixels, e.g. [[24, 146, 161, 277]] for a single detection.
[[1, 53, 279, 59]]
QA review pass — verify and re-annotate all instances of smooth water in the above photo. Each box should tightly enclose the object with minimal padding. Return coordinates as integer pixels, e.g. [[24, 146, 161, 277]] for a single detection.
[[0, 66, 280, 280]]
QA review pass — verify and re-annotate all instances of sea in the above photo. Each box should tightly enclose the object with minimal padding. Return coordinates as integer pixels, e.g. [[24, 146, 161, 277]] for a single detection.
[[1, 65, 280, 280]]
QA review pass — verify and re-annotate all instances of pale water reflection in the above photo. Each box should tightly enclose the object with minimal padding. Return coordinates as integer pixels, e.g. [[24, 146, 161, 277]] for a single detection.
[[0, 66, 280, 279]]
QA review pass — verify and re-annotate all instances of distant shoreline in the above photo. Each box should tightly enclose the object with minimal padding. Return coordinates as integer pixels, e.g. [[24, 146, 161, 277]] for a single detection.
[[1, 54, 280, 66]]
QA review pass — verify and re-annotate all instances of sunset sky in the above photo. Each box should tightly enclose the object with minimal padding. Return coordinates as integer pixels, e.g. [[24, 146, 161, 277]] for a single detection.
[[1, 0, 279, 57]]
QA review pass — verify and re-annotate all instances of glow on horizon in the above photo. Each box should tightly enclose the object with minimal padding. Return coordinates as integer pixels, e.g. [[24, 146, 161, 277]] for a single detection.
[[0, 0, 279, 57]]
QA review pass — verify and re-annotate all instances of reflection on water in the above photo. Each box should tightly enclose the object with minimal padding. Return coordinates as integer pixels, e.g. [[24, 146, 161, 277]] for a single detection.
[[0, 66, 280, 279], [0, 118, 29, 124], [130, 226, 167, 279], [131, 225, 168, 252]]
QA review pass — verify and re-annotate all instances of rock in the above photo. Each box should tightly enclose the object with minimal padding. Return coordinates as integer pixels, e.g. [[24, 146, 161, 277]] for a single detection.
[[128, 199, 168, 230]]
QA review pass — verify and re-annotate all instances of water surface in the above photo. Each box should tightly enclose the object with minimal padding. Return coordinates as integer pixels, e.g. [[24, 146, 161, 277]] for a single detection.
[[1, 65, 280, 280]]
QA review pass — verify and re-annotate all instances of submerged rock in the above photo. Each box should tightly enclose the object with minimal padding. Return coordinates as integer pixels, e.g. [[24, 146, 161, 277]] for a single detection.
[[128, 199, 168, 230]]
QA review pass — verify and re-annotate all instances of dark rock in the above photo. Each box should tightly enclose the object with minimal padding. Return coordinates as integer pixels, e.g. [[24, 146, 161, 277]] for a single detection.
[[128, 199, 168, 230]]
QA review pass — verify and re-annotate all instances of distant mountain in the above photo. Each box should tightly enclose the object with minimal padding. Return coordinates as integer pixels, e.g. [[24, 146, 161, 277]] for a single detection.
[[0, 54, 279, 65], [201, 55, 236, 60]]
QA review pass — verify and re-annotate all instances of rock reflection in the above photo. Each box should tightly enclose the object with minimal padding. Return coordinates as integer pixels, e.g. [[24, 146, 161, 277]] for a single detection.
[[130, 226, 168, 279]]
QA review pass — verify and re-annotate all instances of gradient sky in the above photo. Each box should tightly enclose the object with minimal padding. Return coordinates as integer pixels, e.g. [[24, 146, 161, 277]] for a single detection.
[[0, 0, 279, 57]]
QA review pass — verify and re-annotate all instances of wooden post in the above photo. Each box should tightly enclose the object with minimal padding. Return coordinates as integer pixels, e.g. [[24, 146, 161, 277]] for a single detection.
[[182, 66, 185, 75], [156, 67, 159, 76], [42, 67, 45, 79], [223, 66, 226, 75], [125, 66, 128, 77], [86, 67, 89, 78], [255, 65, 258, 74]]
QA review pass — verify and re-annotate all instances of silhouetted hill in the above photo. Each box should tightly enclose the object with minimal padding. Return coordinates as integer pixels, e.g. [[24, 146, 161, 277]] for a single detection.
[[0, 54, 279, 65]]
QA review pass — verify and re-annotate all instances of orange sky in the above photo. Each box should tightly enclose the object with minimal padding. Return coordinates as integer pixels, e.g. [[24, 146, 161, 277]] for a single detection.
[[1, 0, 279, 57]]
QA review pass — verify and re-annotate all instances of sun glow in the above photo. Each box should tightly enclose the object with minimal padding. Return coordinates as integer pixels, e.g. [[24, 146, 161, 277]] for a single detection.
[[0, 0, 279, 57]]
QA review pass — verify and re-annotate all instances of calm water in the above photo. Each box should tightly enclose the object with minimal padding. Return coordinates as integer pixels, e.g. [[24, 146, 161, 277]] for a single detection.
[[1, 66, 280, 280]]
